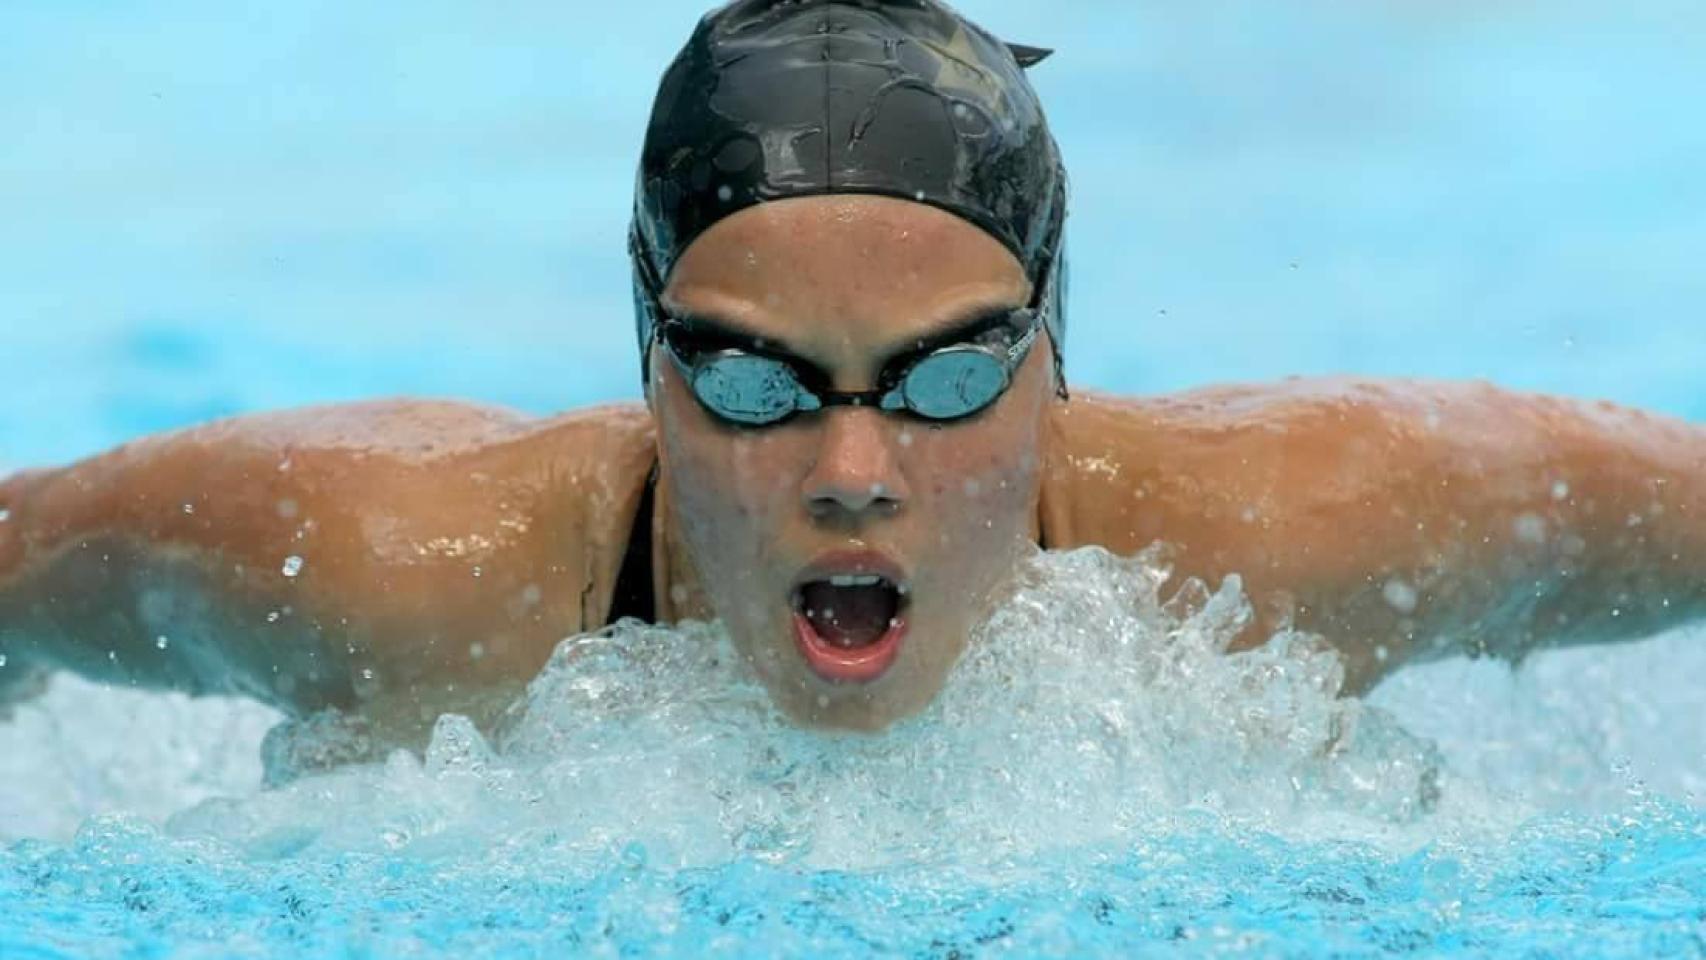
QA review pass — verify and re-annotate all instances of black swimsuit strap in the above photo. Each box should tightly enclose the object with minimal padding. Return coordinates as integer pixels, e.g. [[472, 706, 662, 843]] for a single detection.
[[606, 465, 658, 625]]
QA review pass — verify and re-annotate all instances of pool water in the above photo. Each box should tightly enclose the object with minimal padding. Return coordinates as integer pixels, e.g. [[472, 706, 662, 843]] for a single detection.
[[2, 1, 1704, 957]]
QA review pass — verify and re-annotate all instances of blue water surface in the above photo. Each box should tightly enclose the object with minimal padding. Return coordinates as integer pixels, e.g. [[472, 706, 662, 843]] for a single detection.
[[2, 1, 1704, 957]]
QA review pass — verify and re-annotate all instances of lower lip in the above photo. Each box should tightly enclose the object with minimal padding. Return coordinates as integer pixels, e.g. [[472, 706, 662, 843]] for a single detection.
[[791, 611, 907, 684]]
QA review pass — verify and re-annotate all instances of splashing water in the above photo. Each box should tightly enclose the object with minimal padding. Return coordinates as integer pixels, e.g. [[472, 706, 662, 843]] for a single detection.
[[176, 547, 1441, 868], [2, 547, 1703, 956]]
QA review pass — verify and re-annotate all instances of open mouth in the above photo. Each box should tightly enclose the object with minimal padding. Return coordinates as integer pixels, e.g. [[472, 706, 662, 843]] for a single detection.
[[790, 572, 910, 683]]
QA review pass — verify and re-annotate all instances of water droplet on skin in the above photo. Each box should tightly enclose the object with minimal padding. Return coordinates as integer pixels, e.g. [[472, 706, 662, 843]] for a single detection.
[[962, 478, 981, 496], [1513, 513, 1548, 544], [1551, 481, 1570, 501], [1382, 579, 1419, 615], [181, 503, 195, 515], [155, 635, 169, 650], [266, 611, 281, 623], [0, 508, 10, 522], [281, 555, 304, 578], [361, 668, 375, 681], [469, 642, 486, 661], [897, 430, 914, 448], [276, 499, 299, 520], [472, 566, 483, 578]]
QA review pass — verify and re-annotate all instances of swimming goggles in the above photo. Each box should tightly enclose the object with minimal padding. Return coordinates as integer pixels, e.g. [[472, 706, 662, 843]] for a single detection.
[[654, 309, 1043, 426]]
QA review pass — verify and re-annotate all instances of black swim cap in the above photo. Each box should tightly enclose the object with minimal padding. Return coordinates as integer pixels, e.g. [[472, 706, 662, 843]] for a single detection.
[[630, 0, 1068, 387]]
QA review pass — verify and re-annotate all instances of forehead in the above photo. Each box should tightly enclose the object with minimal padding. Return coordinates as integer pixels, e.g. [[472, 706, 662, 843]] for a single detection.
[[663, 195, 1029, 335]]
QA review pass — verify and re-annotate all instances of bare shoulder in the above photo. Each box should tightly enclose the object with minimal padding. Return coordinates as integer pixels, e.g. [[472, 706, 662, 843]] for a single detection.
[[1039, 375, 1699, 555], [80, 397, 652, 464]]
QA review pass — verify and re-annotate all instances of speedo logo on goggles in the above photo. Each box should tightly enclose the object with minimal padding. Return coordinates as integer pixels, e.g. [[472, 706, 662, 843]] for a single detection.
[[638, 257, 1059, 428]]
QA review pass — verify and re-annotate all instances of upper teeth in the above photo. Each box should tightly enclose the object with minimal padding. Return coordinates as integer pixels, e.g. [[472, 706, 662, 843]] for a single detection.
[[828, 574, 885, 587]]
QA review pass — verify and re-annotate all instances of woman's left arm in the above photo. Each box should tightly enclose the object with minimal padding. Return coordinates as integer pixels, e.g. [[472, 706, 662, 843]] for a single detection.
[[1043, 380, 1706, 692]]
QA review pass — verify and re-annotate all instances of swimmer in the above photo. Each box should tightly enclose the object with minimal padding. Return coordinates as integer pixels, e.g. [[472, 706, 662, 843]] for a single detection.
[[1, 0, 1702, 746]]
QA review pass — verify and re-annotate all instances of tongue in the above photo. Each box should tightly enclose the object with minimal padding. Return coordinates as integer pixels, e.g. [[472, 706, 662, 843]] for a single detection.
[[799, 582, 899, 648]]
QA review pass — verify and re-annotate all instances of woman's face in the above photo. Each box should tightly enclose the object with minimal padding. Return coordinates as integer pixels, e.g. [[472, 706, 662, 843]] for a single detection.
[[649, 194, 1056, 730]]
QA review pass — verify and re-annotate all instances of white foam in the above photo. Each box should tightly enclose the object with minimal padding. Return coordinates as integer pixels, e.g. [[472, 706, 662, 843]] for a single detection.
[[3, 546, 1701, 869]]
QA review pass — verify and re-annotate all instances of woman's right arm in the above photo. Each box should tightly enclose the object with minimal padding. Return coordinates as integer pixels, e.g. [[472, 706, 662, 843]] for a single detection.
[[0, 400, 656, 743]]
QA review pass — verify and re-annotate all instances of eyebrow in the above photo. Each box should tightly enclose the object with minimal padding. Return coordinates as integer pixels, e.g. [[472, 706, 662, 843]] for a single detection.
[[664, 300, 1027, 381]]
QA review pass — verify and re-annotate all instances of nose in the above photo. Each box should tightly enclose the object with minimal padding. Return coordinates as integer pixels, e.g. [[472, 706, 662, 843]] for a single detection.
[[800, 407, 910, 520]]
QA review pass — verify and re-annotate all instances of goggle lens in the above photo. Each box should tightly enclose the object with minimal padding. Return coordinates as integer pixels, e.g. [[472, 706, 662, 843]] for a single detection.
[[898, 349, 1009, 420], [690, 353, 808, 425]]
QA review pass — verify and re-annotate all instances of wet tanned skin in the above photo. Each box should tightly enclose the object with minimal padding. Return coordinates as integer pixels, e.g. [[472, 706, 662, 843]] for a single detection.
[[2, 195, 1704, 745]]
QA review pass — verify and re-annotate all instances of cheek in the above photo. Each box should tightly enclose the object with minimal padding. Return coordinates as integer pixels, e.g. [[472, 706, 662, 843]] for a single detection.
[[658, 404, 809, 580], [914, 418, 1042, 555]]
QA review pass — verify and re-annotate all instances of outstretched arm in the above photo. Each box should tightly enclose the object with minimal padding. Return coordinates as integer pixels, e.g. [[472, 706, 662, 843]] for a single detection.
[[0, 400, 655, 742], [1042, 379, 1706, 693]]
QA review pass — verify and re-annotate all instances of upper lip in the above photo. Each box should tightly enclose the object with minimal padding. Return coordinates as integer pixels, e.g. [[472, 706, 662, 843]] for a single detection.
[[790, 549, 911, 596]]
